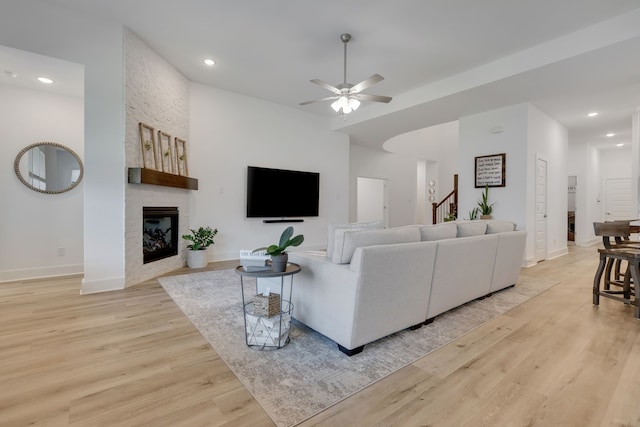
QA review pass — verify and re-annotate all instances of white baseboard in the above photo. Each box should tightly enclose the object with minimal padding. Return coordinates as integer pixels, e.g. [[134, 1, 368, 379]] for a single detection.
[[81, 276, 125, 294], [547, 247, 569, 260], [575, 237, 600, 247], [0, 264, 83, 283], [523, 246, 569, 268]]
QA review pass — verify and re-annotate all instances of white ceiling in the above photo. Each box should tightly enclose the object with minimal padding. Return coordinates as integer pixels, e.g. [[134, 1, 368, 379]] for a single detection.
[[5, 0, 640, 152]]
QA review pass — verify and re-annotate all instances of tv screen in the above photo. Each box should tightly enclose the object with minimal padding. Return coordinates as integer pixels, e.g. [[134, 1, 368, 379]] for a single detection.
[[246, 166, 320, 218]]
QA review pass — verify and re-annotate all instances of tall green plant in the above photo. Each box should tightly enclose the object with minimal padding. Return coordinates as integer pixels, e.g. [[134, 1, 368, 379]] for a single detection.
[[477, 185, 495, 215]]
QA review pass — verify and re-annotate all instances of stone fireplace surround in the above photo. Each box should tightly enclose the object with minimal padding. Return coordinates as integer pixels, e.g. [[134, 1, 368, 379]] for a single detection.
[[124, 29, 191, 286]]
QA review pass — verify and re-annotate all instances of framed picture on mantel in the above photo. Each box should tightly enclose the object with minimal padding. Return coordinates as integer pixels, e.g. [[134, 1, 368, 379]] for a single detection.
[[175, 137, 189, 176], [475, 153, 506, 188], [158, 131, 173, 174], [139, 122, 158, 170]]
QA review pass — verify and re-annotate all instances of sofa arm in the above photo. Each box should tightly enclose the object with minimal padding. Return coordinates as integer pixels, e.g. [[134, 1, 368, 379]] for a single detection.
[[288, 251, 360, 348], [347, 241, 437, 348], [491, 230, 527, 292]]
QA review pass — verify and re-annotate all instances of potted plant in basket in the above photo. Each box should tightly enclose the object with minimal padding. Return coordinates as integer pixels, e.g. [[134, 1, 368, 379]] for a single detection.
[[254, 226, 304, 272], [477, 184, 495, 219], [182, 226, 218, 268]]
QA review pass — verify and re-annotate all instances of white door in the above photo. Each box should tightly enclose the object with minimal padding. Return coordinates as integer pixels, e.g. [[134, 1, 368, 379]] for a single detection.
[[357, 177, 388, 227], [604, 178, 632, 221], [535, 158, 547, 262]]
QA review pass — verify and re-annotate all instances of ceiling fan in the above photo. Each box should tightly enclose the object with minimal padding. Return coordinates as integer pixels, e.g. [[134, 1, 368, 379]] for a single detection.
[[299, 33, 392, 116]]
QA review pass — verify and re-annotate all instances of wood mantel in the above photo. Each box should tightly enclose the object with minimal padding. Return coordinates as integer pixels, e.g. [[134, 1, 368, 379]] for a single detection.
[[128, 168, 198, 190]]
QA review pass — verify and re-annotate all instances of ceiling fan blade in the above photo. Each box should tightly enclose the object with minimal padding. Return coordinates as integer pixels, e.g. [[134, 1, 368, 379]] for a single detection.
[[350, 74, 384, 93], [299, 95, 338, 106], [354, 93, 393, 103], [310, 79, 341, 93]]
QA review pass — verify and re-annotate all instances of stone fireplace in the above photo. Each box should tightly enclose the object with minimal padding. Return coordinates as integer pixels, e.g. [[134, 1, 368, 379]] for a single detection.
[[143, 206, 179, 264]]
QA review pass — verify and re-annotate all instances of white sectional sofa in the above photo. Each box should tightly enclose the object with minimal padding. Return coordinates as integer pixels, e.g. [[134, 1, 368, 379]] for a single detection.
[[288, 220, 526, 356]]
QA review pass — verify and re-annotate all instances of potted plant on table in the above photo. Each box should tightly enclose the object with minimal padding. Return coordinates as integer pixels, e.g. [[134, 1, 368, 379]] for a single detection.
[[255, 226, 304, 272], [182, 226, 218, 268], [477, 184, 495, 219]]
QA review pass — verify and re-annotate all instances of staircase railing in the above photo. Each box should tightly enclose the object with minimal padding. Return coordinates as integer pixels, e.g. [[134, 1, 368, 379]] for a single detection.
[[432, 174, 458, 224]]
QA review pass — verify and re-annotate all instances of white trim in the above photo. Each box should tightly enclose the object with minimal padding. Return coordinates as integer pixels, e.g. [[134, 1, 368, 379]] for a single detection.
[[575, 237, 601, 247], [0, 264, 83, 283], [547, 247, 569, 260], [81, 276, 125, 294]]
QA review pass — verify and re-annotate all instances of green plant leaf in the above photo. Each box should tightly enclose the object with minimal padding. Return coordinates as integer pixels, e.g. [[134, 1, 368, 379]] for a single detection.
[[289, 234, 304, 247], [279, 226, 294, 248]]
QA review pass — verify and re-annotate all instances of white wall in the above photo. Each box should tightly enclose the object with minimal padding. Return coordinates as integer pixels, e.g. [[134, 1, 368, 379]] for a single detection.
[[527, 104, 569, 260], [459, 103, 568, 265], [601, 148, 632, 179], [569, 144, 633, 246], [189, 83, 350, 260], [0, 85, 84, 281], [350, 144, 419, 227], [383, 121, 459, 223], [458, 104, 528, 229], [0, 1, 127, 293]]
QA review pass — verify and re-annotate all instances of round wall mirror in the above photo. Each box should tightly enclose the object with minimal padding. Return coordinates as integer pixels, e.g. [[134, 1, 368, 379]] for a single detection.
[[14, 142, 84, 194]]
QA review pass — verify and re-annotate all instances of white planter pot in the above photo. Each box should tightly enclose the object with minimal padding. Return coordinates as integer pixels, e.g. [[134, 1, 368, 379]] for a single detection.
[[187, 249, 208, 268]]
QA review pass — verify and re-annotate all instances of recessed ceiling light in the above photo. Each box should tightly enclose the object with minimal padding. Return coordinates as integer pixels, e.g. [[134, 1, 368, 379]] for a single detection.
[[203, 59, 215, 66], [606, 133, 615, 137], [37, 76, 54, 84], [4, 71, 17, 78], [616, 143, 624, 147], [588, 112, 598, 117]]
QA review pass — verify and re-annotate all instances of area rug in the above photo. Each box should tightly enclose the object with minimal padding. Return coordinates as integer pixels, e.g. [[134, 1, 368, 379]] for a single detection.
[[158, 270, 557, 427]]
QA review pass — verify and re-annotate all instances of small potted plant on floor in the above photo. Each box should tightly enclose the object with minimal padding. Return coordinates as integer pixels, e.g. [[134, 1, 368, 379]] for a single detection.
[[255, 226, 304, 272], [478, 184, 495, 219], [182, 226, 218, 268]]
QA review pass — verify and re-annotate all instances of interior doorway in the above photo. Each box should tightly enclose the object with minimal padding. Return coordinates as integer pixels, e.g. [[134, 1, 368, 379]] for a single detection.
[[604, 178, 632, 221], [568, 176, 576, 241], [357, 177, 388, 227], [535, 157, 547, 262]]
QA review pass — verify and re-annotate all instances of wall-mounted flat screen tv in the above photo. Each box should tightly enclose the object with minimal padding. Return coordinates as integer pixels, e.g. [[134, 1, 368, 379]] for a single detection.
[[246, 166, 320, 218]]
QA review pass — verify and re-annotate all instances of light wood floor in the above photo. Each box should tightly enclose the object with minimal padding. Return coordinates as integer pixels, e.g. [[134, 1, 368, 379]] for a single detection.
[[1, 246, 639, 426]]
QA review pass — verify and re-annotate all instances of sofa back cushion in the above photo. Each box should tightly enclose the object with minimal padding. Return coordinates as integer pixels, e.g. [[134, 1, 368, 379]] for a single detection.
[[456, 221, 488, 237], [332, 227, 420, 264], [326, 221, 384, 258], [419, 222, 457, 241], [486, 220, 516, 233]]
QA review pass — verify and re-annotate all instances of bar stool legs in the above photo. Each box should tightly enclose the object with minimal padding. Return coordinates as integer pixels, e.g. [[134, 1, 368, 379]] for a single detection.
[[593, 247, 640, 319]]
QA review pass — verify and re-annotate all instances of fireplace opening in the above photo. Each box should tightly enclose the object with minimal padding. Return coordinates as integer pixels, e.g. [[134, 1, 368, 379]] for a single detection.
[[143, 207, 178, 264]]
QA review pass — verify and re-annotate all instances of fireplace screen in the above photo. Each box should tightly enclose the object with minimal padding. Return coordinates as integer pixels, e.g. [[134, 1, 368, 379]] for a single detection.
[[143, 207, 178, 264]]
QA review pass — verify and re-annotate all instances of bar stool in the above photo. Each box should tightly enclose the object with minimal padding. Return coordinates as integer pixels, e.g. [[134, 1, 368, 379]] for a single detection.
[[593, 222, 640, 292], [593, 222, 640, 318]]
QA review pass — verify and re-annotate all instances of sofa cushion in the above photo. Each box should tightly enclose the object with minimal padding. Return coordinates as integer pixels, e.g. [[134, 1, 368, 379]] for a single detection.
[[326, 221, 384, 258], [486, 220, 516, 233], [332, 227, 420, 264], [419, 222, 457, 241], [456, 221, 488, 237]]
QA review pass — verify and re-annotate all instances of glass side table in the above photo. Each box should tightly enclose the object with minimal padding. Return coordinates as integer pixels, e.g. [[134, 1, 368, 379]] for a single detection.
[[235, 263, 301, 349]]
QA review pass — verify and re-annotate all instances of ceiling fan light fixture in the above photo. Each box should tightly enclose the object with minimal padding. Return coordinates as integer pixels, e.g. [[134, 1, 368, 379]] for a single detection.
[[299, 33, 391, 117]]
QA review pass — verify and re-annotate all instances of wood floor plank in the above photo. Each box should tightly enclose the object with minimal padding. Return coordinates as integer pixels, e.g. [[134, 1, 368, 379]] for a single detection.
[[1, 245, 640, 426]]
